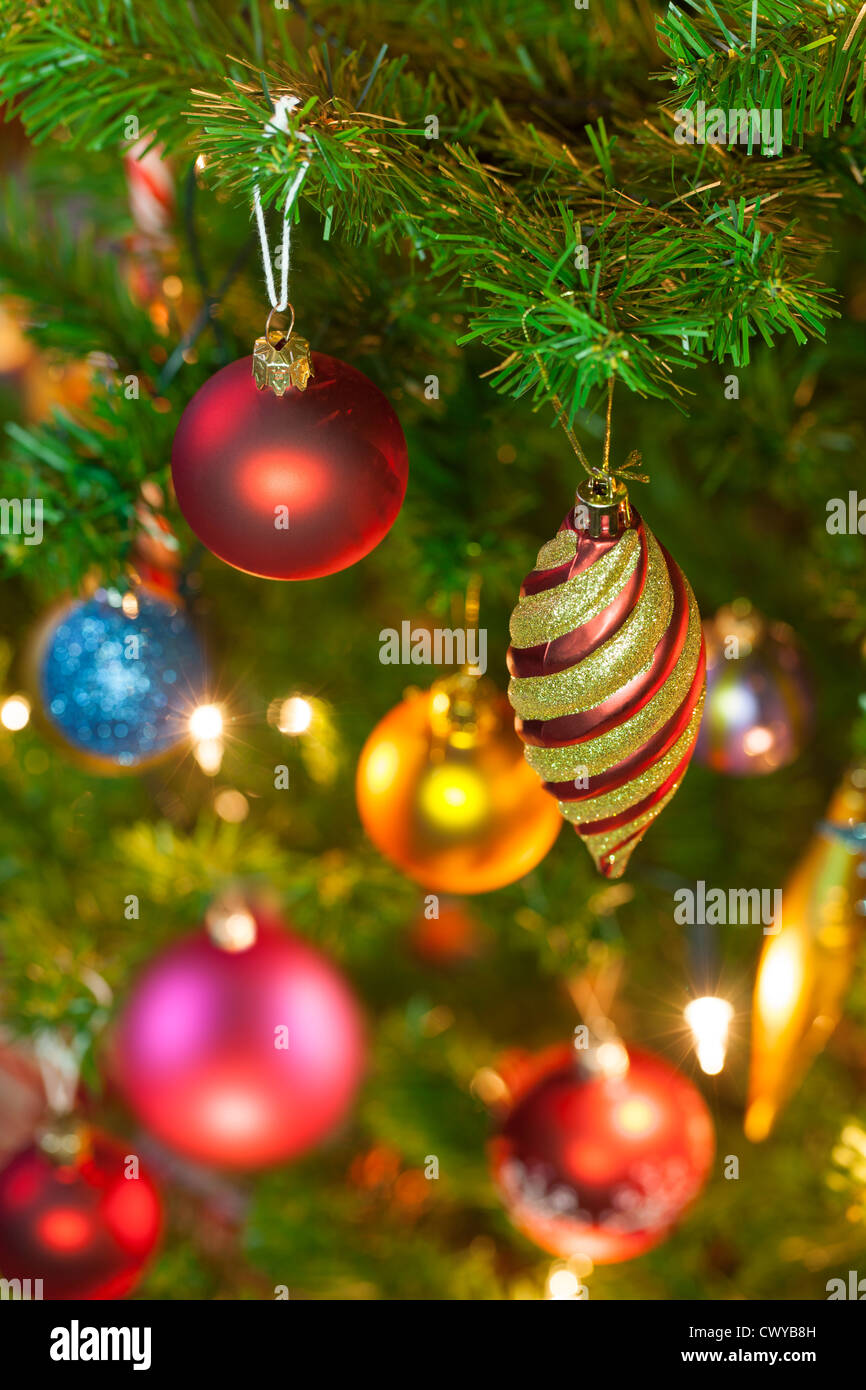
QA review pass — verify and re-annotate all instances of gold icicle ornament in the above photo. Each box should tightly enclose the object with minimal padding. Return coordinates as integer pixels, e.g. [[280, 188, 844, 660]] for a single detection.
[[745, 764, 866, 1142], [252, 304, 313, 397]]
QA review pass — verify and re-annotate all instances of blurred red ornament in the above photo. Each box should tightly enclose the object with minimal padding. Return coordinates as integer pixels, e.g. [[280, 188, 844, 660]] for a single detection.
[[410, 896, 483, 965], [171, 353, 408, 580], [0, 1128, 161, 1299], [113, 907, 365, 1169], [491, 1044, 714, 1263]]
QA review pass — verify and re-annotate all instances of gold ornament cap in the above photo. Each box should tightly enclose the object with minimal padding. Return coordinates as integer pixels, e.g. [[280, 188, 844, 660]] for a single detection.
[[429, 672, 497, 751], [253, 305, 313, 397], [707, 597, 765, 659], [206, 894, 259, 952], [37, 1114, 92, 1165], [575, 475, 631, 539]]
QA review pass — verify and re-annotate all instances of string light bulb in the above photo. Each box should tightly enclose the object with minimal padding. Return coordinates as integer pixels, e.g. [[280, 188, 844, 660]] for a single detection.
[[1, 694, 31, 731], [685, 995, 734, 1075], [193, 740, 223, 775], [189, 703, 223, 741], [206, 901, 257, 953], [278, 695, 314, 735], [545, 1257, 591, 1300], [547, 1268, 581, 1300], [594, 1038, 630, 1079], [189, 703, 225, 775]]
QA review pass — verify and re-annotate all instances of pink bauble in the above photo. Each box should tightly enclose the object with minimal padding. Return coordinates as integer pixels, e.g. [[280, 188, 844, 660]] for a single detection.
[[113, 911, 365, 1169], [171, 353, 408, 580]]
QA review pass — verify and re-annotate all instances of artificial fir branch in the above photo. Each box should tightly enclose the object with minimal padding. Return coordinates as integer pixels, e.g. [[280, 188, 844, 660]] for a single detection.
[[657, 0, 866, 141], [0, 0, 855, 582], [0, 0, 856, 431]]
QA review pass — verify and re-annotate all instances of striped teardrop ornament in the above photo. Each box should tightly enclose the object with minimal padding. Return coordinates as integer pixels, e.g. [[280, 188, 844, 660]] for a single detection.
[[507, 481, 705, 879]]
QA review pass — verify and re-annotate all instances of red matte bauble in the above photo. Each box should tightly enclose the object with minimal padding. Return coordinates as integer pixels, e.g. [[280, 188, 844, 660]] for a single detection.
[[491, 1045, 714, 1263], [113, 911, 365, 1169], [0, 1133, 161, 1299], [171, 354, 408, 580]]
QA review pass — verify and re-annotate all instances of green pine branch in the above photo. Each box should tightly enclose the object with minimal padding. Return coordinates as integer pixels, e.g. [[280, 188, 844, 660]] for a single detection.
[[0, 0, 857, 458], [657, 0, 866, 141]]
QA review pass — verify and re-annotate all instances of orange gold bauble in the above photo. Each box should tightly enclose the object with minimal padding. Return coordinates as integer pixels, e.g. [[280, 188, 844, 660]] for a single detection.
[[356, 674, 561, 893]]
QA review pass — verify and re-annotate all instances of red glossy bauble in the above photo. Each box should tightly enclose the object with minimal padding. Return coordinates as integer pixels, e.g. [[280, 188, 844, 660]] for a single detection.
[[113, 910, 365, 1169], [0, 1131, 161, 1299], [171, 353, 408, 580], [491, 1045, 714, 1263]]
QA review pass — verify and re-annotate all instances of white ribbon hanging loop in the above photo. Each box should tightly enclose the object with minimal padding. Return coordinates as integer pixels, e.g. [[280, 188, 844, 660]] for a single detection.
[[253, 95, 312, 312]]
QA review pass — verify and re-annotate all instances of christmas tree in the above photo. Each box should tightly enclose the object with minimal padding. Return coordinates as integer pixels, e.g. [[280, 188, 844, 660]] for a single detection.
[[1, 0, 866, 1303]]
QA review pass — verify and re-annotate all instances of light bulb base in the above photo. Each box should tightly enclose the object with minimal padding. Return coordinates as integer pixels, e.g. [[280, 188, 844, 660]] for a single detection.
[[37, 1116, 91, 1166]]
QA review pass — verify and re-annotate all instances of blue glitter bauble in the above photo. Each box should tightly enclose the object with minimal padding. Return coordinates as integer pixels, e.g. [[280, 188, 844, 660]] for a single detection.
[[37, 587, 207, 768]]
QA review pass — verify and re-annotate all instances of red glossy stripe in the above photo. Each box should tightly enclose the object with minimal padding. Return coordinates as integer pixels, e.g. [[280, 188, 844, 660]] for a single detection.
[[519, 505, 634, 599], [508, 522, 648, 677], [574, 730, 701, 837], [514, 544, 690, 748], [544, 643, 705, 801]]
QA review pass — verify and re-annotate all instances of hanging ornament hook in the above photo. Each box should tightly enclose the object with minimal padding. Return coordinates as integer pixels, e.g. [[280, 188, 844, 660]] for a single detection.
[[32, 1030, 92, 1162], [251, 91, 313, 395], [265, 302, 295, 348], [33, 1030, 84, 1118], [602, 375, 615, 474], [521, 308, 600, 481], [206, 892, 258, 952]]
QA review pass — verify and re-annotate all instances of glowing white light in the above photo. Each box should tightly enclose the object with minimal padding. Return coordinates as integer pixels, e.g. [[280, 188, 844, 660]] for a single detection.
[[595, 1039, 630, 1079], [547, 1268, 581, 1300], [715, 684, 758, 724], [685, 995, 734, 1075], [189, 704, 224, 741], [743, 725, 774, 756], [1, 695, 31, 731], [207, 906, 257, 953], [278, 696, 314, 735], [194, 738, 224, 775]]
